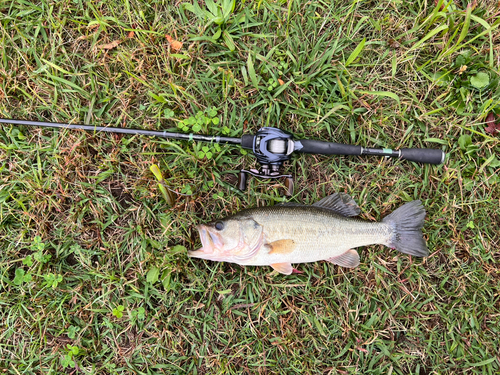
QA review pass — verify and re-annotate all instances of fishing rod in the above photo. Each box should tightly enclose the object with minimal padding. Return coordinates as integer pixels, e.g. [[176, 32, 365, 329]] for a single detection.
[[0, 118, 445, 195]]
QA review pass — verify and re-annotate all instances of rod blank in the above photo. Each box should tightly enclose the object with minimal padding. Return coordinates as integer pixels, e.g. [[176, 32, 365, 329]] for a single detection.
[[0, 118, 242, 145]]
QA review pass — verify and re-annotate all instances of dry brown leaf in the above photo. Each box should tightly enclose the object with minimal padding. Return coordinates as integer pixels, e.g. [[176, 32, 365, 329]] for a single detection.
[[278, 78, 285, 86], [76, 34, 93, 42], [97, 40, 121, 50], [485, 113, 500, 135], [166, 34, 183, 51], [128, 30, 135, 38]]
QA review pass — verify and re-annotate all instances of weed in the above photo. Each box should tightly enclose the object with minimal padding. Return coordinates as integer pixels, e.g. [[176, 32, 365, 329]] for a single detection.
[[61, 345, 80, 369], [67, 325, 80, 340], [112, 305, 125, 319], [431, 50, 500, 115], [12, 268, 32, 285], [42, 273, 63, 289], [178, 107, 220, 132], [182, 0, 244, 51]]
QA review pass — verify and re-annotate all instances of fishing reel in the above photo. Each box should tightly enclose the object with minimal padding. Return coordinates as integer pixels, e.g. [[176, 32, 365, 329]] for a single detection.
[[238, 127, 295, 196]]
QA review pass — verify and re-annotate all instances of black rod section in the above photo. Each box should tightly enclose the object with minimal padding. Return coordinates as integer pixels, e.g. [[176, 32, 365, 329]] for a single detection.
[[296, 139, 445, 164], [360, 146, 445, 164], [0, 118, 242, 145]]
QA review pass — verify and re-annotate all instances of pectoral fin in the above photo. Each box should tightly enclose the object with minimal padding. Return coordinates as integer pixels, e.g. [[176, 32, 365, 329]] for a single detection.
[[270, 262, 293, 275], [326, 249, 360, 268], [266, 239, 296, 254]]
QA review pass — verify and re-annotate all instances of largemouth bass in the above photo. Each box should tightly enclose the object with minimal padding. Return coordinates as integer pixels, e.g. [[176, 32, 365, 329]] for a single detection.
[[188, 193, 428, 274]]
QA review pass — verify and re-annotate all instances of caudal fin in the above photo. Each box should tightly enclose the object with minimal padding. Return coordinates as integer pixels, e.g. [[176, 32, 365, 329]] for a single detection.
[[382, 200, 428, 257]]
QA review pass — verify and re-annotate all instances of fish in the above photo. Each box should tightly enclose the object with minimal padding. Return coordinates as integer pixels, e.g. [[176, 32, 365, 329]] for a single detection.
[[188, 193, 428, 274]]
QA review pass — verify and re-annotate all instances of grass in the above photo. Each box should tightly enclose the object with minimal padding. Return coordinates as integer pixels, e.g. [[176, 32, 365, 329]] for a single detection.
[[1, 0, 500, 373]]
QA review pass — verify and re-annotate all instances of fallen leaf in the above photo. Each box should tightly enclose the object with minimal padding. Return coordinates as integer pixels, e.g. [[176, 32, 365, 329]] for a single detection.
[[278, 78, 284, 86], [485, 113, 500, 134], [76, 34, 93, 42], [97, 40, 121, 50], [128, 23, 137, 38], [166, 34, 183, 51], [388, 38, 400, 48]]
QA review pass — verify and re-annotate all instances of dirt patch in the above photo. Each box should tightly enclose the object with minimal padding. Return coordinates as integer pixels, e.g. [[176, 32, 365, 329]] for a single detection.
[[109, 183, 133, 209], [65, 253, 78, 266]]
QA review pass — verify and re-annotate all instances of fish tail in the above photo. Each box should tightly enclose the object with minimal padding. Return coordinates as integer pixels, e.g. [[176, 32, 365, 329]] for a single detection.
[[382, 200, 428, 257]]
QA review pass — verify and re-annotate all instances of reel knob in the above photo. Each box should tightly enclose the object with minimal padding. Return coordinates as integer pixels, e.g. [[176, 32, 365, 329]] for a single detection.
[[237, 171, 248, 191], [284, 177, 294, 197]]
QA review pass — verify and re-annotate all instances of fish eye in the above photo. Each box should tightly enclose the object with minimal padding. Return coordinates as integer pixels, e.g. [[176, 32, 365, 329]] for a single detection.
[[214, 221, 224, 231]]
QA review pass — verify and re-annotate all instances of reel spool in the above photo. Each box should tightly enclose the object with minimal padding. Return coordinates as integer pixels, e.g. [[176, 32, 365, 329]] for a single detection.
[[238, 127, 295, 196]]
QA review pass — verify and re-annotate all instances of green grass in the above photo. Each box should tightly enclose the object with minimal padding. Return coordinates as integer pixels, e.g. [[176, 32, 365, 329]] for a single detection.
[[1, 0, 500, 373]]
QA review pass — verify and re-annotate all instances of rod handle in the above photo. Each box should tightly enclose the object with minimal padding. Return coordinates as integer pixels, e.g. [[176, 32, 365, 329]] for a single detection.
[[400, 148, 445, 164], [295, 139, 446, 165], [295, 139, 362, 155]]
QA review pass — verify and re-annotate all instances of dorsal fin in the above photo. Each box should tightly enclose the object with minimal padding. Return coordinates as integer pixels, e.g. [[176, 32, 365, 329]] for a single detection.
[[312, 192, 360, 217]]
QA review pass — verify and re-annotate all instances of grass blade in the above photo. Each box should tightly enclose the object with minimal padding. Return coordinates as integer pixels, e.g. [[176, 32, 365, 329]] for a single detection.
[[405, 24, 448, 55], [358, 90, 400, 105], [345, 38, 365, 67], [391, 54, 397, 77], [467, 357, 497, 367], [43, 73, 88, 98], [247, 53, 259, 88], [456, 3, 472, 46], [424, 0, 446, 32], [205, 0, 217, 15], [150, 164, 175, 206], [470, 14, 494, 67], [222, 31, 235, 52]]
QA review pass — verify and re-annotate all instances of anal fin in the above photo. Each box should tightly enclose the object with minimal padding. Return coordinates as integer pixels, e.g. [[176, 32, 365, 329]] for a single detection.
[[270, 262, 293, 275], [326, 249, 360, 268]]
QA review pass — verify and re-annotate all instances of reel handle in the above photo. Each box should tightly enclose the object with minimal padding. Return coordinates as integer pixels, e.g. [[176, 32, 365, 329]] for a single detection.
[[237, 169, 294, 196]]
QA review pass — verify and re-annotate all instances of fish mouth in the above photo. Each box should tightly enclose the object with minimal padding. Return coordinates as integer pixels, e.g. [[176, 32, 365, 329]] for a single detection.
[[188, 224, 222, 260]]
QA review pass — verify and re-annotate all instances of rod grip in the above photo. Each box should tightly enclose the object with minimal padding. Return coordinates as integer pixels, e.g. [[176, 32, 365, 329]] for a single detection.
[[400, 148, 445, 164], [295, 139, 362, 155]]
